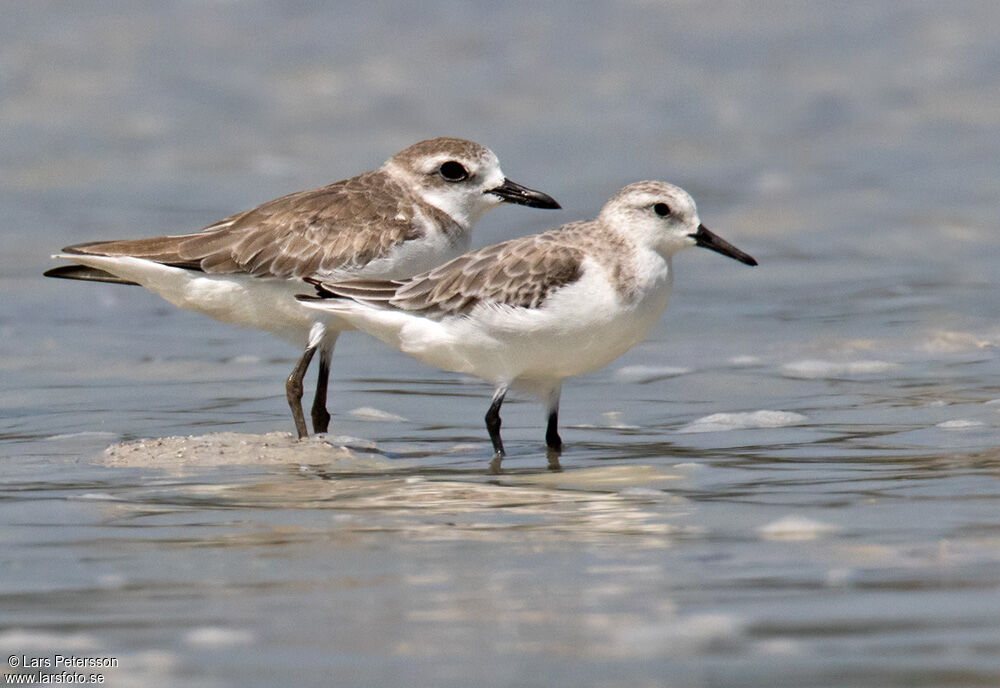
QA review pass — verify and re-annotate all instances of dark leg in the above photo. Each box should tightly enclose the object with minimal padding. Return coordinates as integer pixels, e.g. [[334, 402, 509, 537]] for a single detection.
[[544, 386, 563, 470], [544, 386, 563, 452], [310, 346, 332, 434], [485, 387, 507, 474], [286, 345, 317, 439], [545, 410, 563, 453], [485, 388, 507, 456]]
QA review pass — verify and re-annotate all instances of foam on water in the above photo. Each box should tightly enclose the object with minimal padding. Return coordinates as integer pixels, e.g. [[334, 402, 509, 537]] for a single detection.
[[570, 411, 640, 430], [936, 419, 986, 430], [183, 627, 255, 648], [677, 410, 807, 433], [348, 407, 409, 422], [613, 365, 692, 383], [916, 330, 994, 353], [72, 493, 123, 502], [758, 516, 841, 541], [602, 411, 639, 429], [226, 354, 261, 364], [614, 613, 745, 657], [96, 573, 128, 590], [781, 359, 898, 378], [508, 465, 681, 489], [324, 435, 379, 449], [46, 431, 120, 441]]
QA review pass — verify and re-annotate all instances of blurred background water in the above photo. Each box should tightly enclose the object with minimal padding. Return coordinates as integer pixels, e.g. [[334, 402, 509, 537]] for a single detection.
[[3, 1, 1000, 686]]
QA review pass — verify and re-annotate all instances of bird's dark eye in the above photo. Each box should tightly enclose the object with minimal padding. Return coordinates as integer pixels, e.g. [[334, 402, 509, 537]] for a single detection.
[[654, 203, 671, 217], [439, 161, 468, 182]]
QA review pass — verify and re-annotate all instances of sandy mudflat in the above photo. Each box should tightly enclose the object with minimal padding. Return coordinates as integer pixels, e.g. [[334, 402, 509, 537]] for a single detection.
[[101, 431, 396, 469]]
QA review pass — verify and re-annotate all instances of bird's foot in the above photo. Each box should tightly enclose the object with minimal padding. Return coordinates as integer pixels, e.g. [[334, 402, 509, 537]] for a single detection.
[[545, 447, 562, 471]]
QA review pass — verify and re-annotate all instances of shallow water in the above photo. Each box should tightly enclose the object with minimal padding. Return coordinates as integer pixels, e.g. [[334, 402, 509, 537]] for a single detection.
[[3, 2, 1000, 686]]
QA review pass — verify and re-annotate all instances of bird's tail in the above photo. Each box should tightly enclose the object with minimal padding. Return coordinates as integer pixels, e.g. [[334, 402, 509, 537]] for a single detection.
[[298, 277, 403, 308], [43, 265, 139, 285], [45, 236, 203, 285]]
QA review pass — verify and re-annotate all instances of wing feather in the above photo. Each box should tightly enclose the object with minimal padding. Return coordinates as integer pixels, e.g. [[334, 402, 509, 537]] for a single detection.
[[312, 222, 593, 316], [59, 171, 437, 280]]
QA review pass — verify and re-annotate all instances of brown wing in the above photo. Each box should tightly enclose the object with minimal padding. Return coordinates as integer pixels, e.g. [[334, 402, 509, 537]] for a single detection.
[[313, 222, 591, 316], [61, 235, 203, 270], [61, 171, 429, 279]]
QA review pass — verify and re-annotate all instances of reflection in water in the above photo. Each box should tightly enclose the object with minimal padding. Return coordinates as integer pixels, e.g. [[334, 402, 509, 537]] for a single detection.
[[9, 436, 1000, 686], [96, 436, 689, 547]]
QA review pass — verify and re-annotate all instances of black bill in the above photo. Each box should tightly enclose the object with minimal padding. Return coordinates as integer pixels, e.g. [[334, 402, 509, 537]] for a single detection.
[[488, 178, 561, 209], [690, 224, 758, 266]]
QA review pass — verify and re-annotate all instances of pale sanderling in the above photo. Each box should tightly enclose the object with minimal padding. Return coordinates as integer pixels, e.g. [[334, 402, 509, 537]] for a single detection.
[[297, 180, 756, 471], [45, 138, 560, 438], [298, 181, 757, 470]]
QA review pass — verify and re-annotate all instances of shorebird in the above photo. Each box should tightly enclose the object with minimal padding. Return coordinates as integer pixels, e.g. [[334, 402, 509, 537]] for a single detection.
[[296, 181, 756, 471], [45, 137, 560, 438]]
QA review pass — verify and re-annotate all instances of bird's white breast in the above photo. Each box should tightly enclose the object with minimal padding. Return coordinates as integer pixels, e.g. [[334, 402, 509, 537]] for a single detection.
[[395, 252, 674, 386]]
